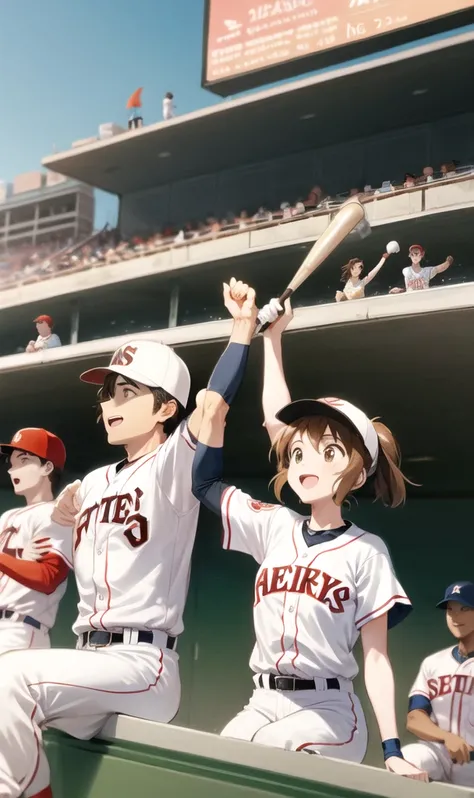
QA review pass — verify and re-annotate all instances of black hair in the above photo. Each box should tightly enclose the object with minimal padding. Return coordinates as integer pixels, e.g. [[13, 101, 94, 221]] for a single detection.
[[97, 373, 185, 435], [38, 457, 63, 495]]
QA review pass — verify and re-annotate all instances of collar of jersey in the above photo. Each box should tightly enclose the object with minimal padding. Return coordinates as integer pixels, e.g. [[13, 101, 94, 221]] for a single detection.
[[452, 646, 474, 664], [115, 448, 159, 475], [302, 519, 352, 548]]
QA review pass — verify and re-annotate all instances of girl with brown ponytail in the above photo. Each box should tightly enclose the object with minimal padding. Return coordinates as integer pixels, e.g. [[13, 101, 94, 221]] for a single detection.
[[193, 283, 427, 781]]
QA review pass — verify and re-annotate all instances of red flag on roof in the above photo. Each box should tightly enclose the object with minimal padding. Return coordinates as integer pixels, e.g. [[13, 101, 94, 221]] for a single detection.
[[126, 87, 143, 109]]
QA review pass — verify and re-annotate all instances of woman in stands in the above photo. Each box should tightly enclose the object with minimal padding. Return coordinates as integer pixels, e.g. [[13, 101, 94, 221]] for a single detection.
[[191, 279, 427, 781], [335, 241, 399, 302]]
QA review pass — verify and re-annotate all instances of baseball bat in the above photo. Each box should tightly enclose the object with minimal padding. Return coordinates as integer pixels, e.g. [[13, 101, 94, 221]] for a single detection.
[[256, 199, 366, 333]]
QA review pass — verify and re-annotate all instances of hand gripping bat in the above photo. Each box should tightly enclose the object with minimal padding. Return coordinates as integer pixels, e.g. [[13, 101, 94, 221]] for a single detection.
[[255, 199, 367, 333]]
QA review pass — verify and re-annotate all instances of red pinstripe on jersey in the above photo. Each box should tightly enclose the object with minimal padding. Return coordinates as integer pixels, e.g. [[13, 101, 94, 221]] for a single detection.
[[355, 594, 407, 629], [221, 486, 237, 549]]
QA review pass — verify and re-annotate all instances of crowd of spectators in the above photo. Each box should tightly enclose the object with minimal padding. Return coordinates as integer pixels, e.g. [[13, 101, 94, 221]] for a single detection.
[[0, 160, 470, 291]]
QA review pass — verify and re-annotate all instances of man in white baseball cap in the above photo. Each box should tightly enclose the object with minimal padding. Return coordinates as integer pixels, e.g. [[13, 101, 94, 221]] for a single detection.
[[0, 278, 261, 798]]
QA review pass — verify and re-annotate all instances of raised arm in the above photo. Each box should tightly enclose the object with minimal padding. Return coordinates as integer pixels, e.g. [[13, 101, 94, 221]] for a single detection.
[[192, 280, 257, 514], [431, 255, 453, 279], [260, 299, 293, 444], [362, 251, 390, 287]]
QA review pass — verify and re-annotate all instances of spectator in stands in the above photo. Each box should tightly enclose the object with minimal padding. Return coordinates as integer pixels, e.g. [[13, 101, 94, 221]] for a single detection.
[[422, 166, 434, 183], [25, 315, 61, 354], [404, 174, 416, 188], [253, 206, 272, 223], [335, 244, 396, 302], [236, 211, 249, 229], [304, 185, 324, 209], [280, 201, 292, 220], [375, 180, 396, 195], [441, 162, 457, 178], [163, 92, 175, 120], [292, 199, 306, 216], [389, 245, 454, 293], [349, 188, 361, 197]]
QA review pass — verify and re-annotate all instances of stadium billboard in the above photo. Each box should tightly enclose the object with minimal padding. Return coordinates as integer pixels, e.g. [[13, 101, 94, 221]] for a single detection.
[[202, 0, 474, 95]]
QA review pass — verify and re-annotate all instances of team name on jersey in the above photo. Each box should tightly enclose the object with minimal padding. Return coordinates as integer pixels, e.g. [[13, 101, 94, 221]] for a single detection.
[[254, 564, 350, 613], [427, 674, 474, 700], [76, 488, 148, 550]]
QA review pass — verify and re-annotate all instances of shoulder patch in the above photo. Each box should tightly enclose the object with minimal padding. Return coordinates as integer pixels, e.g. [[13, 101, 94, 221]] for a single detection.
[[247, 499, 276, 513]]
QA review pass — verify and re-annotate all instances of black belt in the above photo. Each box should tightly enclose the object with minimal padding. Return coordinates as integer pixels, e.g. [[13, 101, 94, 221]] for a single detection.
[[258, 674, 340, 692], [80, 630, 176, 649], [0, 609, 41, 630]]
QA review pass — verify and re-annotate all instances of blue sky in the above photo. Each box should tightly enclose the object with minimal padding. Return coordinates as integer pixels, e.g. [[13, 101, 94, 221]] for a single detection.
[[0, 1, 470, 228]]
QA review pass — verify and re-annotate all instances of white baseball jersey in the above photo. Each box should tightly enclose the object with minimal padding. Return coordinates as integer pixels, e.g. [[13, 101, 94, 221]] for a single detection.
[[221, 488, 410, 680], [0, 502, 73, 628], [72, 419, 199, 637], [343, 278, 368, 300], [403, 266, 434, 291], [409, 647, 474, 744], [33, 333, 62, 351]]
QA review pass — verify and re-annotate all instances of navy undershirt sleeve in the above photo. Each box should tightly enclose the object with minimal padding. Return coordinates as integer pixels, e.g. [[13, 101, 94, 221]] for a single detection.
[[193, 340, 251, 513], [207, 343, 249, 404], [408, 694, 432, 714], [192, 443, 229, 515]]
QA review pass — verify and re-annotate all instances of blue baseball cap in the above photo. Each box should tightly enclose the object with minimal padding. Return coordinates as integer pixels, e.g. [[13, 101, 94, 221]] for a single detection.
[[436, 582, 474, 610]]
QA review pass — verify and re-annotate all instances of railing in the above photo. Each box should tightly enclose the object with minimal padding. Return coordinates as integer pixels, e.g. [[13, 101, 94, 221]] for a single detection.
[[0, 167, 472, 292]]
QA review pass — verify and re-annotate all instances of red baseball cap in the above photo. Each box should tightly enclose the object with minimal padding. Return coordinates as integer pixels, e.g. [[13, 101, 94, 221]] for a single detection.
[[409, 244, 425, 255], [34, 314, 54, 326], [0, 428, 66, 471]]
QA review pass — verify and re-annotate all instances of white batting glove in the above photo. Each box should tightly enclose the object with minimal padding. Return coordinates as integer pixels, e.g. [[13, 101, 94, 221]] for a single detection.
[[22, 536, 52, 561], [257, 298, 283, 327], [52, 479, 82, 527]]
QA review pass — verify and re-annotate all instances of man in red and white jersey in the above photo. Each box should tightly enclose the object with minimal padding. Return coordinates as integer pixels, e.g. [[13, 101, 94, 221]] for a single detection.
[[0, 297, 253, 798], [0, 427, 72, 654]]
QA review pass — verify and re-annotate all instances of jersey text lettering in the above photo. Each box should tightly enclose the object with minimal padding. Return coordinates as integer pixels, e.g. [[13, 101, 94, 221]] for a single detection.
[[254, 564, 350, 612]]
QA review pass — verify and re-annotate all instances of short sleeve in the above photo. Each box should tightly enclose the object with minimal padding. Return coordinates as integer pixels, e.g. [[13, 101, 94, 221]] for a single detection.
[[355, 540, 411, 630], [221, 487, 280, 563], [408, 659, 433, 714], [156, 419, 198, 515], [34, 510, 74, 569], [409, 659, 431, 700]]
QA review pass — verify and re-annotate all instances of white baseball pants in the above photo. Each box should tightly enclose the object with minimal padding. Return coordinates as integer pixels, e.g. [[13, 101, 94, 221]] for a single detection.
[[221, 681, 367, 762], [402, 741, 474, 787], [0, 640, 180, 798], [0, 621, 50, 656]]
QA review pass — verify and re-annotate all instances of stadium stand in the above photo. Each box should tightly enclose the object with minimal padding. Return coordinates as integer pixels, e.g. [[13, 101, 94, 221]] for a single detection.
[[0, 164, 470, 293]]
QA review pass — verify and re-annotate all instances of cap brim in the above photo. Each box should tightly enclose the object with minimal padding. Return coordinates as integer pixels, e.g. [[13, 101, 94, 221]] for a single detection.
[[276, 399, 356, 430], [80, 364, 160, 388], [0, 443, 65, 470], [436, 597, 474, 610], [0, 444, 20, 455], [80, 364, 183, 402], [80, 366, 118, 385]]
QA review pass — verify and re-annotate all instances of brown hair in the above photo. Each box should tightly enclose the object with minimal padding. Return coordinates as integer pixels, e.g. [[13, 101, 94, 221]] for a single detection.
[[341, 258, 363, 284], [271, 414, 411, 508], [97, 373, 185, 435]]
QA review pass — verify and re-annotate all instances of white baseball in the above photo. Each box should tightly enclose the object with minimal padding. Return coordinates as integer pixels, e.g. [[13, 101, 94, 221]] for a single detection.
[[386, 241, 400, 254]]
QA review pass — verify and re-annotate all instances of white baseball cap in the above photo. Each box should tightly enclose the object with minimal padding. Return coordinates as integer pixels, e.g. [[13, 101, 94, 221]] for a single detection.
[[276, 396, 379, 476], [80, 340, 191, 408]]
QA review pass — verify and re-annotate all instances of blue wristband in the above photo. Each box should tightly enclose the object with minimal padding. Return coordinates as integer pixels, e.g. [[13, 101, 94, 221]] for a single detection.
[[382, 738, 403, 761], [207, 343, 249, 405]]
